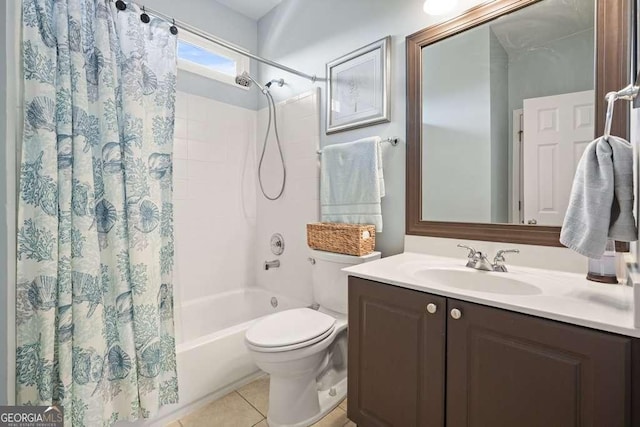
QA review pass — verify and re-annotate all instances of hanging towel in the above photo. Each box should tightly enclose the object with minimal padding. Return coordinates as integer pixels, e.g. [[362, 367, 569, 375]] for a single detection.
[[321, 136, 385, 231], [560, 135, 637, 258]]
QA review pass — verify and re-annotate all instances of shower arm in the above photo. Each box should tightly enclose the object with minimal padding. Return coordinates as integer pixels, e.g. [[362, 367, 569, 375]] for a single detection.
[[138, 4, 324, 84]]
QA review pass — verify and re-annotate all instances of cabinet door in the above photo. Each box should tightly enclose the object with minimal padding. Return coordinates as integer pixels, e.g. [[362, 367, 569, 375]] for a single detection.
[[446, 299, 632, 427], [348, 277, 446, 427]]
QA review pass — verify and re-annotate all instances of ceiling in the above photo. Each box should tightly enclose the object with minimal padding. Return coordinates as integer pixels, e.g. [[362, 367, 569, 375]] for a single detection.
[[215, 0, 283, 20], [489, 0, 594, 55]]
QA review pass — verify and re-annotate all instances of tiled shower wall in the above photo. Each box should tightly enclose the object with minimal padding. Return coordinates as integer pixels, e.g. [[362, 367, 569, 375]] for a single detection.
[[255, 89, 320, 304], [173, 91, 258, 310]]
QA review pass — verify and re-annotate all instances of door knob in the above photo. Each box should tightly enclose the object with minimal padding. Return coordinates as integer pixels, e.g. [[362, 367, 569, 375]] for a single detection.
[[426, 303, 437, 314], [450, 308, 462, 320]]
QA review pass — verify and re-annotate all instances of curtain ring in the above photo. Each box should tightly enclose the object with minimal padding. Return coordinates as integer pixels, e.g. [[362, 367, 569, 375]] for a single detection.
[[115, 0, 127, 11], [170, 19, 178, 35], [140, 6, 150, 23]]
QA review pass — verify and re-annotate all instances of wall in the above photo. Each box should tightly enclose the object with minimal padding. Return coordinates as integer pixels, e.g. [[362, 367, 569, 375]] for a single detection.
[[145, 0, 260, 110], [172, 90, 257, 340], [421, 25, 509, 224], [257, 0, 490, 256], [507, 29, 595, 117], [489, 29, 509, 223], [421, 26, 492, 223], [255, 90, 320, 304]]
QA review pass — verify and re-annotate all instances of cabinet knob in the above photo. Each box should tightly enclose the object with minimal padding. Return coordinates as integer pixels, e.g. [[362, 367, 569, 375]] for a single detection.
[[426, 303, 437, 314], [450, 308, 462, 320]]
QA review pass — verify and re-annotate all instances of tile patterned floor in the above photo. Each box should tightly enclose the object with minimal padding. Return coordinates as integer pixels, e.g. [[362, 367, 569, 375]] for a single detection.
[[166, 376, 355, 427]]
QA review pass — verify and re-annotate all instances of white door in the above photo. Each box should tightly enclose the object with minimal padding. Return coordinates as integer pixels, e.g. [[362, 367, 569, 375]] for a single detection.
[[523, 90, 595, 226]]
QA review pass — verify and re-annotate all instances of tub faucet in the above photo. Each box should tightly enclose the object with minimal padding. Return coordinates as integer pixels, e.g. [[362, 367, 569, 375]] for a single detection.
[[264, 260, 280, 270]]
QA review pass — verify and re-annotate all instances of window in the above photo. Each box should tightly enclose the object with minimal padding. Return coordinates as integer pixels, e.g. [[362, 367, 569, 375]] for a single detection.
[[177, 29, 250, 89]]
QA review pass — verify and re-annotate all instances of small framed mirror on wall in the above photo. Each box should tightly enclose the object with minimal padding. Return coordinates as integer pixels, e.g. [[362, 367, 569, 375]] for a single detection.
[[406, 0, 634, 246]]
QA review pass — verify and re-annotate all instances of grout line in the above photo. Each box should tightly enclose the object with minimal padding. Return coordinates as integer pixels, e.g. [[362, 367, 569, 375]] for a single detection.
[[251, 418, 266, 427], [236, 390, 267, 418]]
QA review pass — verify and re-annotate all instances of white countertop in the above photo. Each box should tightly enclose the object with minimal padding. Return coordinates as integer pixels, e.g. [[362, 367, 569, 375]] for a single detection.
[[343, 252, 639, 338]]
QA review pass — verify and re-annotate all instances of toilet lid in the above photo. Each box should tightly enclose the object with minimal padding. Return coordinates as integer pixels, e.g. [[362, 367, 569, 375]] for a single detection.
[[246, 308, 336, 348]]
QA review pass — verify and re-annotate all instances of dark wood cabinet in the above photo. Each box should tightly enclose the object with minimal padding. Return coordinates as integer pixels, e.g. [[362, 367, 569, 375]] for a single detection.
[[446, 299, 632, 427], [348, 277, 639, 427], [348, 276, 447, 427]]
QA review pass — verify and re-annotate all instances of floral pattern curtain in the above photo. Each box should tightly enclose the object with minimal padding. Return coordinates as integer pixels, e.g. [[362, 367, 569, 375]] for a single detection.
[[16, 1, 178, 425]]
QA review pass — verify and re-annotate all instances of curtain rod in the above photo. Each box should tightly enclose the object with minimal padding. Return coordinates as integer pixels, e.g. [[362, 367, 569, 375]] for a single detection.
[[135, 3, 322, 83]]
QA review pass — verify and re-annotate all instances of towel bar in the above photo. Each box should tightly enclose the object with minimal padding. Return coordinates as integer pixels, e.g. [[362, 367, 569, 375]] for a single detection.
[[316, 137, 399, 155]]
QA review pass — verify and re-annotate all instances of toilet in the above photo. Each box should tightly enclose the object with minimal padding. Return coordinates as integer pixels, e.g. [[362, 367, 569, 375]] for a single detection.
[[245, 249, 381, 427]]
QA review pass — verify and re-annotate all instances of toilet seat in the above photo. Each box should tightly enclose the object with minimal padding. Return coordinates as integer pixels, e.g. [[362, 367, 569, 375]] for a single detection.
[[246, 308, 336, 352]]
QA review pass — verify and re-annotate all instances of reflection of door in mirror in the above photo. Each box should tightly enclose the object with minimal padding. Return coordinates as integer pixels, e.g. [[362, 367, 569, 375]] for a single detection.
[[522, 91, 594, 226]]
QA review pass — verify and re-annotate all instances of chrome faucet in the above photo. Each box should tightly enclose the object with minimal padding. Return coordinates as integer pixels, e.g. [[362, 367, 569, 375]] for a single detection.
[[264, 260, 280, 270], [457, 245, 519, 272]]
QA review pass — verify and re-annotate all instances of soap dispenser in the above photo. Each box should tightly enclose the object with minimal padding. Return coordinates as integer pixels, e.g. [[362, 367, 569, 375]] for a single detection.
[[587, 240, 619, 284]]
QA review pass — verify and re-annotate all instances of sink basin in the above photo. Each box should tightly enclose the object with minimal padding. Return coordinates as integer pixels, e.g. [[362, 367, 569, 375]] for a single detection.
[[411, 268, 542, 295]]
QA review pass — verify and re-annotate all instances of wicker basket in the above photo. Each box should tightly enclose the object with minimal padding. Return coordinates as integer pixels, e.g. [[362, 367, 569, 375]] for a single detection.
[[306, 223, 375, 256]]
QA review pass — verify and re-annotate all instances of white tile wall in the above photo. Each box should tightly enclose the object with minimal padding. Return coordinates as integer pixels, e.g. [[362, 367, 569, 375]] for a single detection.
[[173, 89, 319, 317], [255, 89, 321, 304], [173, 91, 257, 307]]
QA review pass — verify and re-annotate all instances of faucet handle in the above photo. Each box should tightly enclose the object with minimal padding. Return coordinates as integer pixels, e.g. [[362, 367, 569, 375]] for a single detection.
[[457, 244, 477, 258], [494, 249, 520, 262], [493, 249, 519, 272]]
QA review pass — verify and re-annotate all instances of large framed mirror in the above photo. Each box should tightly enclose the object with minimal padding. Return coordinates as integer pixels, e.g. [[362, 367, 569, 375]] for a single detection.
[[407, 0, 633, 246]]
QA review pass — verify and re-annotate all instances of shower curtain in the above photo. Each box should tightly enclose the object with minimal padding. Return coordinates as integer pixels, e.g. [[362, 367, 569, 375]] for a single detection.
[[16, 0, 178, 425]]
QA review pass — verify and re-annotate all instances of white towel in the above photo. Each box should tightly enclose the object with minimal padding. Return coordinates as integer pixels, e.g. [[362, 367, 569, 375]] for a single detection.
[[321, 137, 385, 231], [560, 135, 637, 258]]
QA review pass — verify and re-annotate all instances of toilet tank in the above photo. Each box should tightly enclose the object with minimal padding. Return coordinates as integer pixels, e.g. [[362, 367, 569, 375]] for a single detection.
[[310, 249, 381, 314]]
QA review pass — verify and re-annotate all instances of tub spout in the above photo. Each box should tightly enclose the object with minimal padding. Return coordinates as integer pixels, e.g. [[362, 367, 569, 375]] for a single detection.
[[264, 260, 280, 270]]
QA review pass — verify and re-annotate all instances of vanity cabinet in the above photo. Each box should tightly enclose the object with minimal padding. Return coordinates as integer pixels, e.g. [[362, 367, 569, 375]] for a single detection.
[[446, 299, 630, 427], [348, 276, 446, 427], [348, 277, 637, 427]]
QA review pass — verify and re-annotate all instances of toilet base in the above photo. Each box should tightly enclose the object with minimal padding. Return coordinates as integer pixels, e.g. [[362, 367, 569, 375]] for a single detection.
[[266, 376, 347, 427]]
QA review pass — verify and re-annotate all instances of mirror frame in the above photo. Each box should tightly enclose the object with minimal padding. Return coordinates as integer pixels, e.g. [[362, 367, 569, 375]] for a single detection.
[[406, 0, 632, 246]]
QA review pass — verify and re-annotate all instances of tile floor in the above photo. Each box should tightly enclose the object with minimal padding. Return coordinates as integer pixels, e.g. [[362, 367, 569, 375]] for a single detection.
[[166, 376, 355, 427]]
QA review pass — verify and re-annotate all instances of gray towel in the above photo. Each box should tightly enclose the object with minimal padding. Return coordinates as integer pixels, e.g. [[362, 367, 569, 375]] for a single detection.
[[560, 136, 637, 258]]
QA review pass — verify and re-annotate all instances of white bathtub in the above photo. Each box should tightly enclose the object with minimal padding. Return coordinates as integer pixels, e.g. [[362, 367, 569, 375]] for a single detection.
[[148, 288, 305, 425]]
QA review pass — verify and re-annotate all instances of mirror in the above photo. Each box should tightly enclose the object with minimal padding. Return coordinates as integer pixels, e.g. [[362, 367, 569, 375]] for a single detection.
[[406, 0, 631, 246], [421, 0, 594, 225]]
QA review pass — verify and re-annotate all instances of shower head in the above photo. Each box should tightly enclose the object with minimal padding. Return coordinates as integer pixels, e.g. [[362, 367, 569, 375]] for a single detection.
[[235, 72, 285, 92], [265, 78, 285, 89], [234, 71, 253, 87], [235, 71, 266, 92]]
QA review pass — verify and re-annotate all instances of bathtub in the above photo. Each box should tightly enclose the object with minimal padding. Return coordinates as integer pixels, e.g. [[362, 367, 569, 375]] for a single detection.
[[148, 288, 305, 425]]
